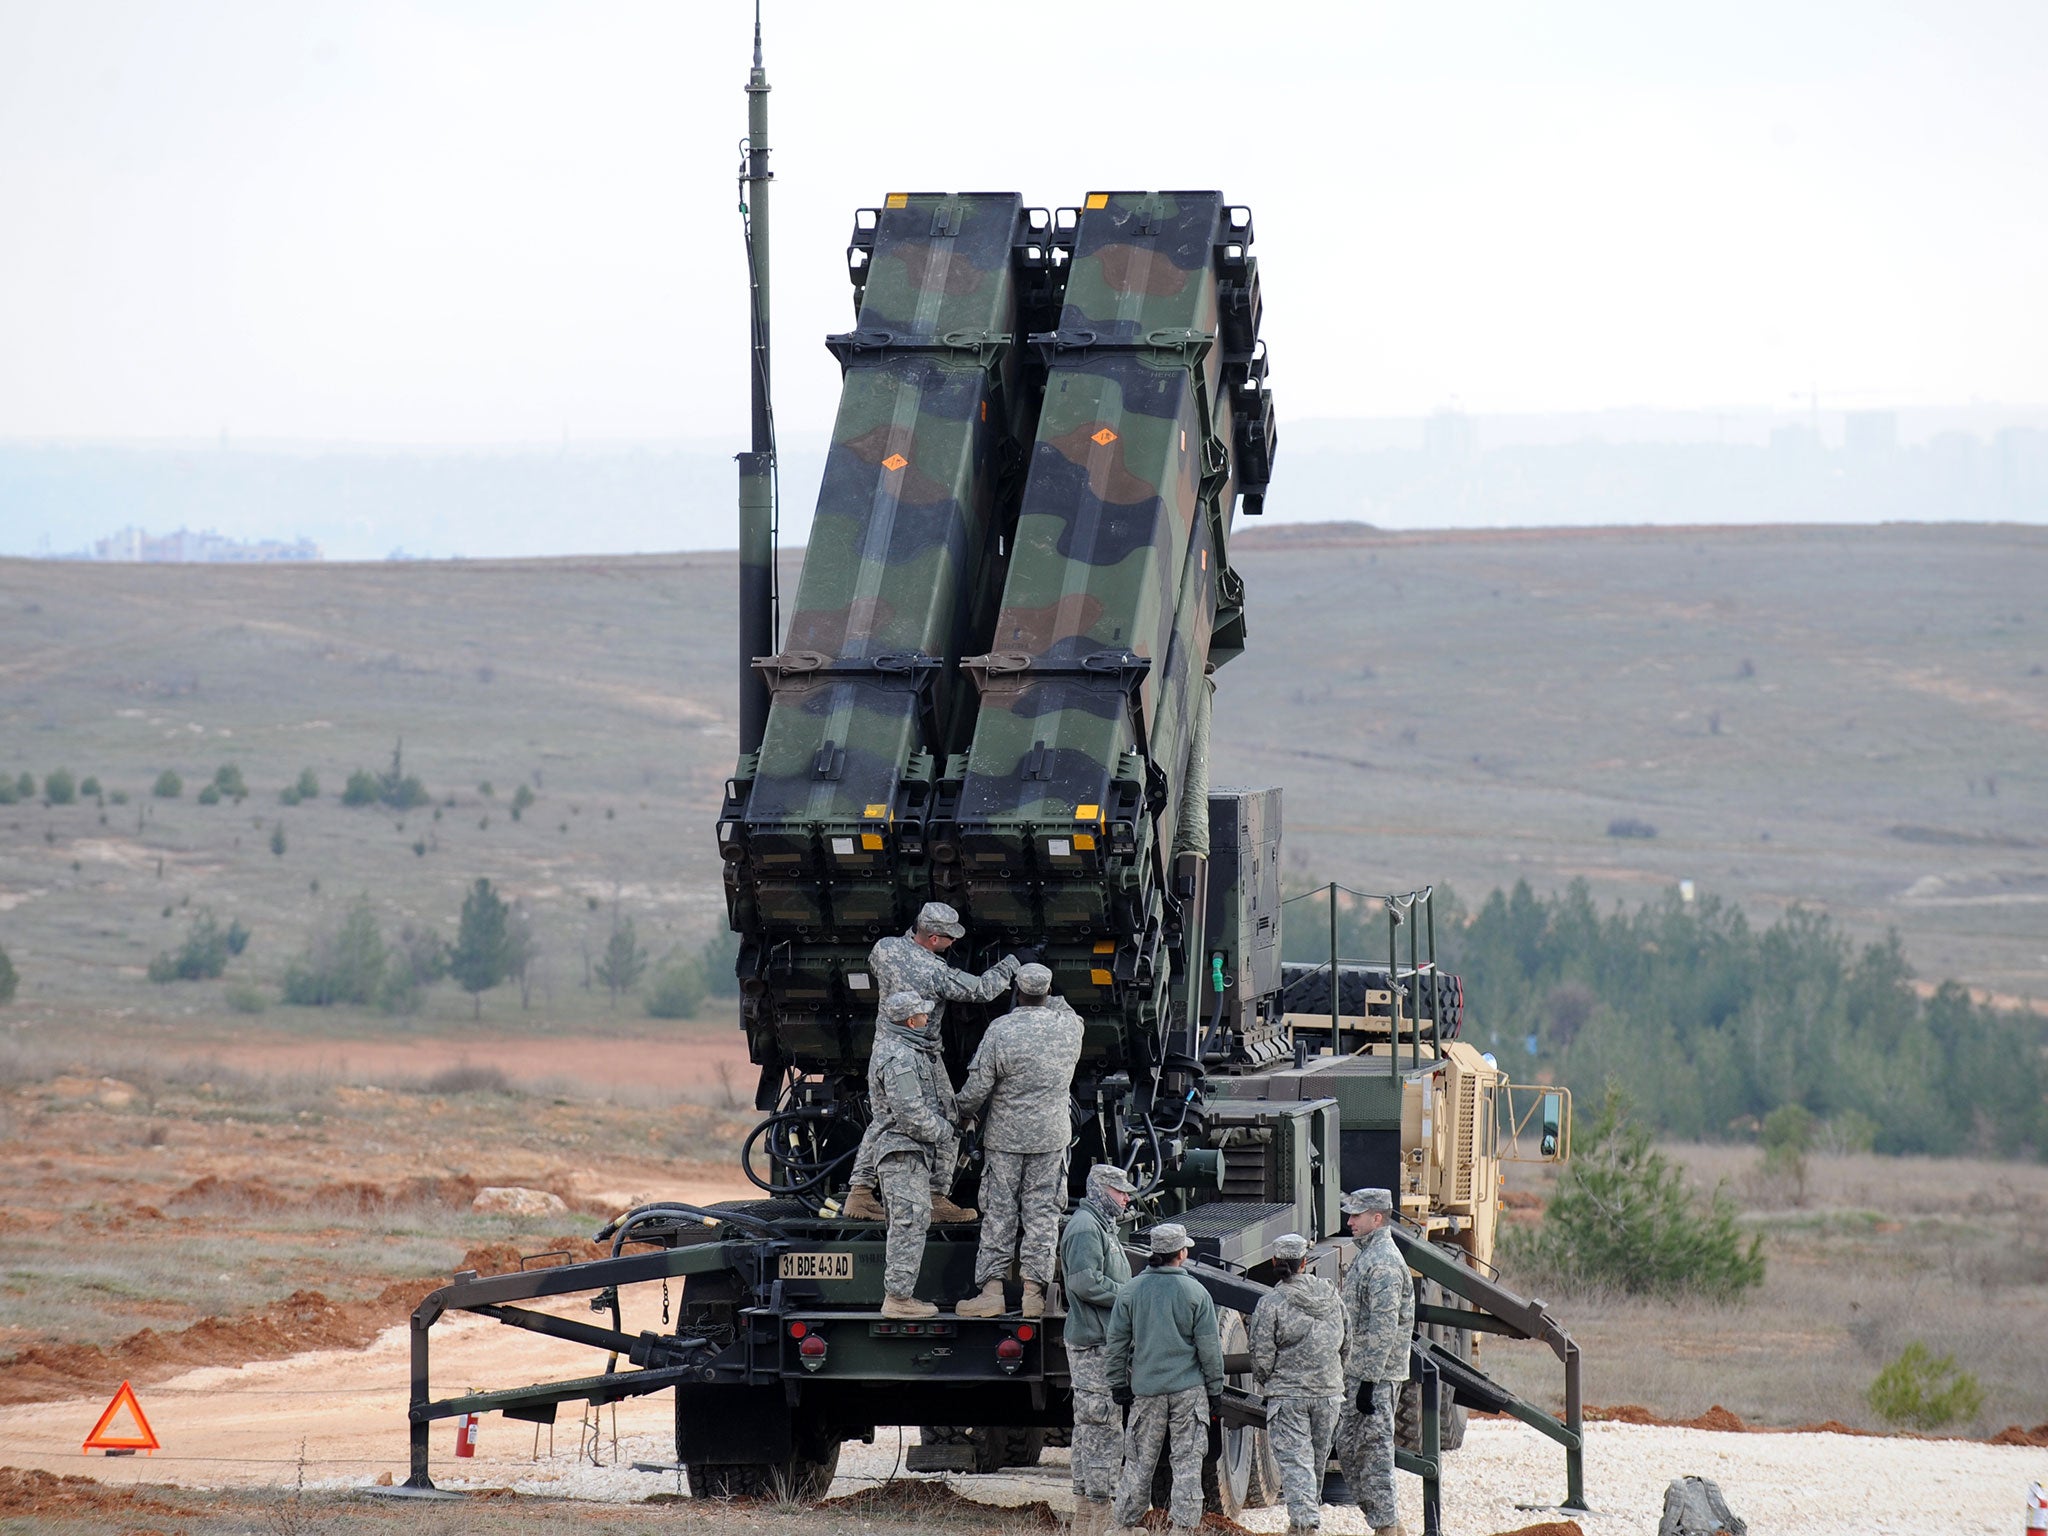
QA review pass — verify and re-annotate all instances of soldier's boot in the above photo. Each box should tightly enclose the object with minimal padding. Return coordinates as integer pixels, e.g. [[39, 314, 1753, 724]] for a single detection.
[[954, 1279, 1007, 1318], [1073, 1497, 1112, 1536], [1020, 1281, 1046, 1318], [841, 1185, 886, 1222], [880, 1294, 938, 1319], [929, 1193, 978, 1223], [1371, 1526, 1407, 1536]]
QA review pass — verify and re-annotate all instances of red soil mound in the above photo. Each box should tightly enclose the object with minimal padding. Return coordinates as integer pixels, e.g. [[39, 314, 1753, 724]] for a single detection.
[[0, 1283, 428, 1408], [1490, 1523, 1585, 1536], [0, 1468, 187, 1518], [1991, 1423, 2048, 1447]]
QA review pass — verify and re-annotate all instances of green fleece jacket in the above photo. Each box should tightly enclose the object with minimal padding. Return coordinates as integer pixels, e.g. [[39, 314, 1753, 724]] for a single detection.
[[1104, 1264, 1225, 1399], [1058, 1198, 1132, 1348]]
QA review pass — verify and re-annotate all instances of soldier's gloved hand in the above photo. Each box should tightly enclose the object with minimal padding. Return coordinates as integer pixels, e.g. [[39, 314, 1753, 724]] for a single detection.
[[1356, 1380, 1376, 1413], [1013, 944, 1045, 967], [1111, 1384, 1133, 1409], [1207, 1394, 1224, 1426]]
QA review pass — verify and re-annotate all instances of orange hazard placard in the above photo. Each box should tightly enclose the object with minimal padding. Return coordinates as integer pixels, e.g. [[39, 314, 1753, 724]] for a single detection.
[[83, 1381, 159, 1455]]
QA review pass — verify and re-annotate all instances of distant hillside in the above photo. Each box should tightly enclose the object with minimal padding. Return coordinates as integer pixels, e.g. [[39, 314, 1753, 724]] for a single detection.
[[0, 522, 2041, 1022]]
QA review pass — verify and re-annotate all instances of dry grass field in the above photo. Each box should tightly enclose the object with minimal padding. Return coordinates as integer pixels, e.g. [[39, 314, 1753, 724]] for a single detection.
[[1, 524, 2045, 1503]]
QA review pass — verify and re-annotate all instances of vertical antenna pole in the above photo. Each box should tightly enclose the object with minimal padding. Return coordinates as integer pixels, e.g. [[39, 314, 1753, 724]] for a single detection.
[[736, 2, 775, 755]]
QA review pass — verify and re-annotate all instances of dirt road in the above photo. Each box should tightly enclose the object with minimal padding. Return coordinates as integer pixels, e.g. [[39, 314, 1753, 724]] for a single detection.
[[5, 1306, 2041, 1536]]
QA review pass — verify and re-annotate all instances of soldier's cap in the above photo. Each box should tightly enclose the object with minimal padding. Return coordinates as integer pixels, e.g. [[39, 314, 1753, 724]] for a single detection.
[[1147, 1222, 1192, 1256], [915, 901, 966, 939], [1015, 962, 1053, 995], [1086, 1164, 1138, 1195], [881, 991, 934, 1023], [1341, 1187, 1394, 1216], [1272, 1233, 1310, 1262]]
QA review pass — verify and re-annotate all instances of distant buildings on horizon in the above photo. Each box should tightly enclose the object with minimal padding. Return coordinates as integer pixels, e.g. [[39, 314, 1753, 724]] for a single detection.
[[67, 525, 322, 563]]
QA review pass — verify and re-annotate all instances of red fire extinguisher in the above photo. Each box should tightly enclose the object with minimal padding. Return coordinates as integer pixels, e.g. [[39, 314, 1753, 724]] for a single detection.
[[2025, 1480, 2046, 1536], [453, 1410, 480, 1458]]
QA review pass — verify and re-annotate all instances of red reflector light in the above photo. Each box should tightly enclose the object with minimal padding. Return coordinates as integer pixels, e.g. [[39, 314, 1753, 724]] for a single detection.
[[996, 1336, 1024, 1361], [1015, 1324, 1035, 1342], [799, 1334, 828, 1357], [788, 1320, 807, 1339]]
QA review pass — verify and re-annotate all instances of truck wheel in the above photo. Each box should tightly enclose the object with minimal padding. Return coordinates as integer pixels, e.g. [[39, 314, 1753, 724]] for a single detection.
[[685, 1442, 840, 1500], [916, 1425, 1044, 1472], [1394, 1378, 1467, 1455]]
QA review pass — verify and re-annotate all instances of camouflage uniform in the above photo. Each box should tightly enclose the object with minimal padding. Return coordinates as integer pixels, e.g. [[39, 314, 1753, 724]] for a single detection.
[[1335, 1225, 1414, 1530], [1250, 1264, 1347, 1531], [1107, 1239, 1224, 1532], [1061, 1168, 1135, 1505], [955, 983, 1083, 1286], [847, 930, 1018, 1195], [868, 1004, 958, 1298]]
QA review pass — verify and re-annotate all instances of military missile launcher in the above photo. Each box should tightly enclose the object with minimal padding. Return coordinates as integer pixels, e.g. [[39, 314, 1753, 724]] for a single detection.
[[396, 36, 1585, 1530]]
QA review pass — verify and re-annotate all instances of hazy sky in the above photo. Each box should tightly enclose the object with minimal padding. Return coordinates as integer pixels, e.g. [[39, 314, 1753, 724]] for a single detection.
[[1, 0, 2045, 448]]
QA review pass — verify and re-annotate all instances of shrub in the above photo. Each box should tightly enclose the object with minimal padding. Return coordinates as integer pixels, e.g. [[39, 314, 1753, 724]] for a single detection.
[[109, 789, 129, 806], [644, 952, 707, 1019], [1605, 817, 1657, 839], [147, 910, 239, 983], [224, 981, 268, 1015], [0, 778, 15, 805], [510, 783, 535, 821], [698, 928, 742, 998], [212, 764, 248, 800], [278, 786, 301, 806], [15, 772, 34, 800], [0, 945, 17, 1005], [1867, 1342, 1985, 1430], [423, 1063, 511, 1096], [1759, 1102, 1816, 1199], [478, 780, 494, 798], [294, 768, 319, 800], [44, 769, 76, 805], [342, 768, 380, 806], [196, 784, 222, 806], [270, 823, 287, 857], [1506, 1087, 1764, 1301], [282, 898, 387, 1007], [153, 770, 183, 799], [79, 775, 101, 798]]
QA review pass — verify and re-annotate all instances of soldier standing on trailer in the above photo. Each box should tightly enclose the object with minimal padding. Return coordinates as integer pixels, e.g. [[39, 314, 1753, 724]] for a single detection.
[[1106, 1223, 1225, 1534], [1334, 1188, 1415, 1536], [953, 962, 1084, 1319], [1249, 1232, 1348, 1536], [842, 901, 1022, 1223], [869, 992, 958, 1318], [1061, 1163, 1138, 1536]]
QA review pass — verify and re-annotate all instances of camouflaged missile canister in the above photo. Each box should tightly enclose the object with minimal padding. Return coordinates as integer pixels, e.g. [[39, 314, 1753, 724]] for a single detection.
[[721, 193, 1047, 1073], [935, 192, 1277, 1045]]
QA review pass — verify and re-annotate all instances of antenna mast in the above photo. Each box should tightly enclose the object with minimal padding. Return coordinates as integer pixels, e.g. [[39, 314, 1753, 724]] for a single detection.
[[736, 0, 775, 755]]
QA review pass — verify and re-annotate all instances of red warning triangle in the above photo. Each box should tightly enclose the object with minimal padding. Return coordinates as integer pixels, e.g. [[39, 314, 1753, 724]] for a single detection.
[[82, 1381, 159, 1454]]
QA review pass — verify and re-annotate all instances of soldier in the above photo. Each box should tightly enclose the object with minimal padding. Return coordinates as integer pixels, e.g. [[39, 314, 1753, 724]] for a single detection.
[[1060, 1164, 1137, 1536], [953, 963, 1084, 1319], [869, 991, 960, 1319], [1106, 1223, 1224, 1534], [841, 901, 1022, 1223], [1249, 1233, 1347, 1536], [1334, 1188, 1414, 1536]]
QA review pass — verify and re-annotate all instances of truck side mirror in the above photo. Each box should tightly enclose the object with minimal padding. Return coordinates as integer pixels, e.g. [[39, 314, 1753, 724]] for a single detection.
[[1540, 1092, 1562, 1159]]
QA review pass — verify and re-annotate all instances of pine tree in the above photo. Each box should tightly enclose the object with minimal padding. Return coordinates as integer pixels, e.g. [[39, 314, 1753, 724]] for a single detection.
[[448, 877, 510, 1019], [594, 914, 647, 1007]]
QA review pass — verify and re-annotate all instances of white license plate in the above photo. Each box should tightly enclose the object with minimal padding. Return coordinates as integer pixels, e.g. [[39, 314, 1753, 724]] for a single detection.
[[779, 1251, 855, 1280]]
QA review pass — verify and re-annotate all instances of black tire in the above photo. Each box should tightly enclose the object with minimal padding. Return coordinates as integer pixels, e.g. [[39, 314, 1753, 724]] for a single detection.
[[916, 1425, 1044, 1473], [1398, 1277, 1470, 1454], [685, 1442, 840, 1501]]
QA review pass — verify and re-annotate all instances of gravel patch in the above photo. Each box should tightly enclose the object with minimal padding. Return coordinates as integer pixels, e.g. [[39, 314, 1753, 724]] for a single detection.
[[422, 1419, 2048, 1536]]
